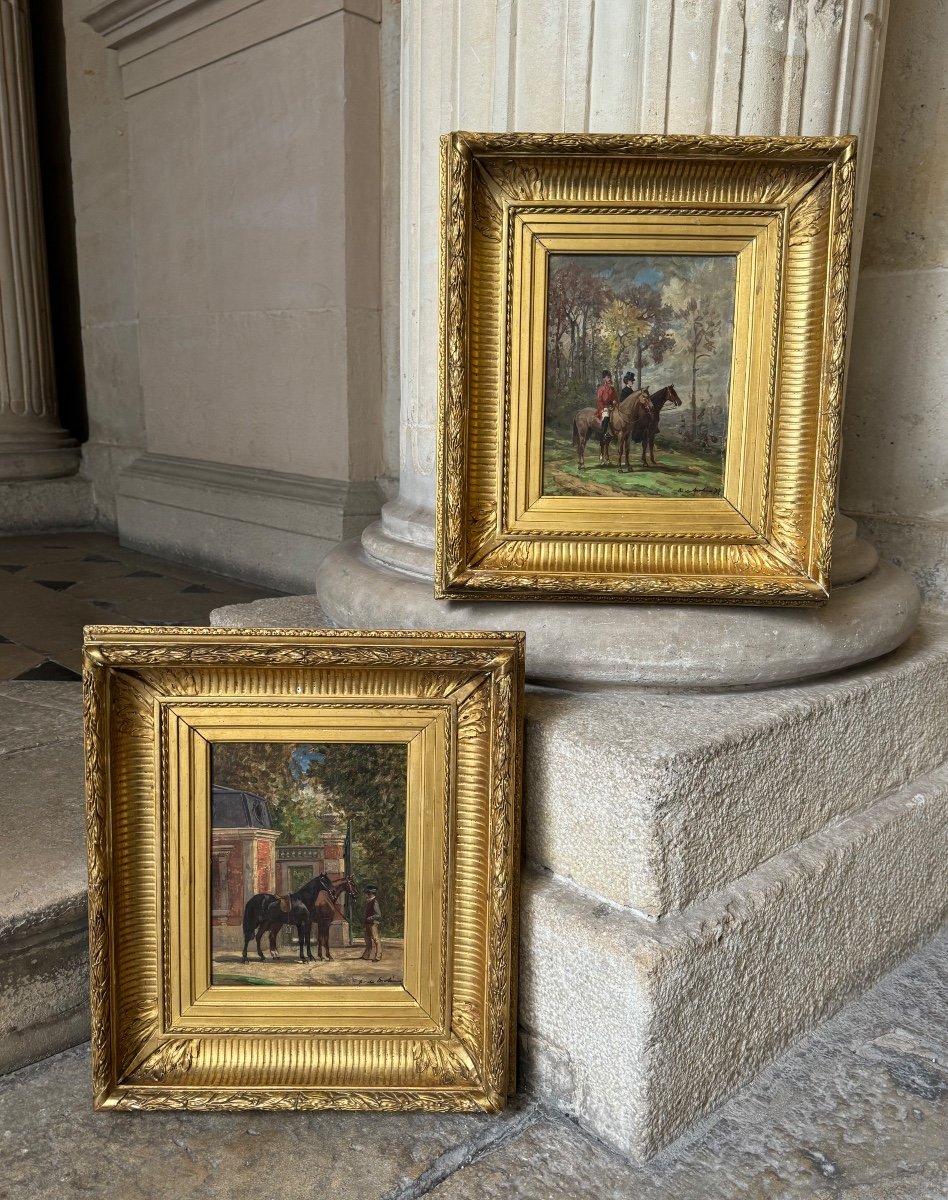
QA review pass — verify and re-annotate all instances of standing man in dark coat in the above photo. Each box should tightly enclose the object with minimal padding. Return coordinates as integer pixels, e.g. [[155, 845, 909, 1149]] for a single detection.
[[360, 885, 382, 962]]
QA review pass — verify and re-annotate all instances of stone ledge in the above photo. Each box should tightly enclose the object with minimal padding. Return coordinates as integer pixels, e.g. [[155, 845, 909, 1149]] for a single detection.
[[520, 762, 948, 1158], [0, 476, 96, 535], [0, 683, 88, 1075], [524, 612, 948, 913], [117, 454, 381, 593]]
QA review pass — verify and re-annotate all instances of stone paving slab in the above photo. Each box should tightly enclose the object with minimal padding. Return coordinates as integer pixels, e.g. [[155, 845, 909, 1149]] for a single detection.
[[0, 690, 86, 935], [432, 926, 948, 1199], [0, 1046, 533, 1200], [2, 928, 945, 1199], [0, 686, 83, 756]]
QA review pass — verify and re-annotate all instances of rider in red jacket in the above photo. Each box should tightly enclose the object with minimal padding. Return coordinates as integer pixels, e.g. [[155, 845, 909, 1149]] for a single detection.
[[596, 371, 618, 436]]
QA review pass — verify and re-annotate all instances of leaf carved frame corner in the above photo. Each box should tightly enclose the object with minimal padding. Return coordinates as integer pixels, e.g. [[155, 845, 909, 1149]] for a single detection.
[[436, 132, 857, 605], [84, 626, 524, 1112]]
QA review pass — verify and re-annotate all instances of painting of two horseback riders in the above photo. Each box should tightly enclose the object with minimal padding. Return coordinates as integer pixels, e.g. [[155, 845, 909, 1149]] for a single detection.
[[209, 740, 407, 988], [543, 252, 736, 498]]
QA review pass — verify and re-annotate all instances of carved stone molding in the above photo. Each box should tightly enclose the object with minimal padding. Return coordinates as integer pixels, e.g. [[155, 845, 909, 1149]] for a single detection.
[[85, 0, 382, 97]]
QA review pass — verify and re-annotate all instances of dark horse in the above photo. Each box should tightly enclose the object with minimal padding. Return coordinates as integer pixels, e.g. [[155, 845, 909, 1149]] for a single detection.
[[628, 385, 682, 470], [312, 876, 357, 961], [241, 874, 333, 964]]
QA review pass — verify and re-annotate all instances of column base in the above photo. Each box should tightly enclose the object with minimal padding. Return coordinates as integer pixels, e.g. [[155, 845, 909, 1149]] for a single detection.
[[212, 510, 920, 688], [0, 426, 80, 482]]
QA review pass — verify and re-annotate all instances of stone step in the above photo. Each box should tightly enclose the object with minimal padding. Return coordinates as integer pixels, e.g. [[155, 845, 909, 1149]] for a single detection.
[[3, 928, 946, 1197], [3, 666, 945, 1169], [520, 761, 948, 1158], [0, 681, 88, 1075], [524, 612, 948, 915]]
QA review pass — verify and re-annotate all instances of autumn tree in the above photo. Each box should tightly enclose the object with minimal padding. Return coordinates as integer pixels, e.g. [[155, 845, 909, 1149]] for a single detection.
[[600, 298, 651, 384], [546, 261, 608, 387], [674, 296, 721, 442], [625, 284, 675, 387]]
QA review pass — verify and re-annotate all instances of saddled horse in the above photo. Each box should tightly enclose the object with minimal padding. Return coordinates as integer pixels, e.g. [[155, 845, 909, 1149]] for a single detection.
[[312, 876, 357, 961], [627, 385, 683, 470], [572, 405, 617, 471], [600, 387, 651, 472], [241, 873, 334, 964]]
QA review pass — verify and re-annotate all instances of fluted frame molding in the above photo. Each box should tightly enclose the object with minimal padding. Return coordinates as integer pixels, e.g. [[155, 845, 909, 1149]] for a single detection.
[[391, 0, 889, 531]]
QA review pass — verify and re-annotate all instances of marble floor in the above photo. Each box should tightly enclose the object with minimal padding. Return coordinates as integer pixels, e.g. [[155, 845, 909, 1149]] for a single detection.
[[0, 532, 274, 679]]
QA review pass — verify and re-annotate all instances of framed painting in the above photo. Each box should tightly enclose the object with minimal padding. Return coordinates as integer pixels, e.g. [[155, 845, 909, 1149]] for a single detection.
[[436, 132, 857, 604], [83, 626, 524, 1111]]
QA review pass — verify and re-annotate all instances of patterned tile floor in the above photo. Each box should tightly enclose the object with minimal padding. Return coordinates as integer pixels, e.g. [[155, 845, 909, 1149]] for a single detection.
[[0, 532, 275, 680]]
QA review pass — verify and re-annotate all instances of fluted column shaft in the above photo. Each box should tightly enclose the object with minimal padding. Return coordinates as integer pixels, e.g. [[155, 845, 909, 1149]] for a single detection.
[[387, 0, 888, 544], [0, 0, 78, 480]]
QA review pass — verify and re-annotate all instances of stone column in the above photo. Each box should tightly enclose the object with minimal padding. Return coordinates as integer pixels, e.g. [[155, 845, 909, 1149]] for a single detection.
[[0, 0, 79, 481], [312, 0, 920, 689]]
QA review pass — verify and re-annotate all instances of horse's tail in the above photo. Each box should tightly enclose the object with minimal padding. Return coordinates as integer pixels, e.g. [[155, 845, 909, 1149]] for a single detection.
[[572, 417, 580, 449], [243, 895, 261, 942]]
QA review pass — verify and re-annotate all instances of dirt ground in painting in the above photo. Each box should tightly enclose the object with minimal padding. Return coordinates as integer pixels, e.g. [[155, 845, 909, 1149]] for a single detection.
[[543, 431, 724, 498], [212, 939, 404, 987]]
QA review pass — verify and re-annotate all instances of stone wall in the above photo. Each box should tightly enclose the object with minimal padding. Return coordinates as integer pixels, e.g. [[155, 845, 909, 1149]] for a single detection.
[[62, 0, 393, 590], [62, 0, 142, 527], [840, 0, 948, 605]]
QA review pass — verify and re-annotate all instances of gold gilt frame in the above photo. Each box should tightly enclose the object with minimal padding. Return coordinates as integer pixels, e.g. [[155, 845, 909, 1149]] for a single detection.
[[436, 132, 857, 604], [83, 626, 524, 1112]]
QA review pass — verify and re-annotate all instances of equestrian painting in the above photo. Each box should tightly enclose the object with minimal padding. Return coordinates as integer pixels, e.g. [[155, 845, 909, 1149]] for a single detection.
[[543, 252, 736, 498], [209, 740, 407, 988]]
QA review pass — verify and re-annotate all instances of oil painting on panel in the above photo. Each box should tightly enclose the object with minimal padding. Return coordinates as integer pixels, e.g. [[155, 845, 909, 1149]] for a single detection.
[[210, 741, 407, 988], [543, 253, 737, 497]]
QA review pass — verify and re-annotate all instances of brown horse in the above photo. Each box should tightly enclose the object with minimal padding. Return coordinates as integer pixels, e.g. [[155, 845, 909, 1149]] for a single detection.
[[628, 385, 683, 470], [600, 387, 651, 472], [313, 875, 357, 961], [572, 406, 612, 470]]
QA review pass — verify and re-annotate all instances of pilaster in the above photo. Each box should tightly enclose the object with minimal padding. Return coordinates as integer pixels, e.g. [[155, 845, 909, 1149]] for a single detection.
[[0, 0, 79, 481]]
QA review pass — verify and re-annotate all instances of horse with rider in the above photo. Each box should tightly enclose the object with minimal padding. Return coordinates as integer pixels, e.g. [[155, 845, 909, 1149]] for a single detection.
[[573, 369, 682, 472]]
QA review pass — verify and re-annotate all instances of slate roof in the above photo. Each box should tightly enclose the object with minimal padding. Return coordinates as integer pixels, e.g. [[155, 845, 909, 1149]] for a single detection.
[[211, 784, 273, 829]]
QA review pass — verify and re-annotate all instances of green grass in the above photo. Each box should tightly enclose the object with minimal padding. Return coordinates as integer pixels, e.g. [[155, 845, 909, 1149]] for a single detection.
[[543, 430, 724, 499]]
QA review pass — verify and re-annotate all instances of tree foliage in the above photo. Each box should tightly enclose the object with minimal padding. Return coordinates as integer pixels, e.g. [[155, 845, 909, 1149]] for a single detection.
[[212, 740, 409, 937], [212, 742, 325, 843], [600, 298, 651, 383], [309, 743, 408, 937]]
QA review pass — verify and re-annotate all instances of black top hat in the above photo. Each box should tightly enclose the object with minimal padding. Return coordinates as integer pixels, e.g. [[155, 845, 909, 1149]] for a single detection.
[[623, 371, 635, 382], [364, 885, 378, 893]]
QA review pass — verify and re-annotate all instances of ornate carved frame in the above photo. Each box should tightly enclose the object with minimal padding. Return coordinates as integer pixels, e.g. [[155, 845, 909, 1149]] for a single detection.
[[436, 132, 856, 604], [84, 626, 524, 1111]]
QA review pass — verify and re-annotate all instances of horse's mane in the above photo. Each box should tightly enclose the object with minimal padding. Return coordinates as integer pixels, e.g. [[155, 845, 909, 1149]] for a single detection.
[[615, 386, 649, 413]]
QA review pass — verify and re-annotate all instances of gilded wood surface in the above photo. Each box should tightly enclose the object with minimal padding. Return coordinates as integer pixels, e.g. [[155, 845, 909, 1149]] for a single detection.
[[435, 132, 856, 604], [83, 628, 524, 1111]]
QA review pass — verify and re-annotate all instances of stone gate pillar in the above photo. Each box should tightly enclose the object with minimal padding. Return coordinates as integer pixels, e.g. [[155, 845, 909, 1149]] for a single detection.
[[214, 0, 948, 1160], [0, 0, 79, 481]]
